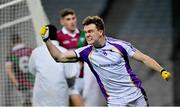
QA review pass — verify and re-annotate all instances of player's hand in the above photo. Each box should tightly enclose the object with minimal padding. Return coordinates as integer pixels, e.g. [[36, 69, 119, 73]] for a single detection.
[[161, 69, 171, 81], [40, 25, 49, 42], [40, 25, 57, 42]]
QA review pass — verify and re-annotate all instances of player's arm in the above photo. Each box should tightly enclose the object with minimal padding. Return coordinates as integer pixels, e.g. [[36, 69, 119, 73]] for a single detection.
[[5, 62, 18, 86], [28, 52, 37, 75], [132, 50, 171, 81], [40, 25, 78, 62]]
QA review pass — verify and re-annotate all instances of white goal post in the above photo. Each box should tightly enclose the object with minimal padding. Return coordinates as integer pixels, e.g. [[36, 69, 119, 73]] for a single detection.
[[0, 0, 48, 106]]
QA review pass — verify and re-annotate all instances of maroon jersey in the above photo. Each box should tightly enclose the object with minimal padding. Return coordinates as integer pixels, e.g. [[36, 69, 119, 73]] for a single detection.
[[57, 28, 86, 77], [57, 29, 86, 49], [7, 44, 34, 90]]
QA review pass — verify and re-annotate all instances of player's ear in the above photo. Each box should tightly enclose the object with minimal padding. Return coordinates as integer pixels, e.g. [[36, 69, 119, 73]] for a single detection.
[[60, 18, 64, 26], [98, 29, 103, 36]]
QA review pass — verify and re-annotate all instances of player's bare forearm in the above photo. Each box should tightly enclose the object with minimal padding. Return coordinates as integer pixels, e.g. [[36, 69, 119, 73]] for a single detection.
[[5, 62, 18, 86], [46, 39, 62, 61], [46, 39, 78, 62], [40, 25, 78, 62], [133, 50, 163, 72], [133, 50, 171, 81], [142, 55, 163, 72]]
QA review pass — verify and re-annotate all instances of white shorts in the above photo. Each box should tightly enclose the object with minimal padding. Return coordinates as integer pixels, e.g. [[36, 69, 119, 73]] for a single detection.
[[69, 88, 80, 95]]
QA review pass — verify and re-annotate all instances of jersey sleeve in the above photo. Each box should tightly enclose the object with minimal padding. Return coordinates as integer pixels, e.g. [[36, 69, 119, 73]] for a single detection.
[[28, 51, 36, 75], [74, 49, 80, 59], [74, 46, 86, 59], [121, 41, 137, 57]]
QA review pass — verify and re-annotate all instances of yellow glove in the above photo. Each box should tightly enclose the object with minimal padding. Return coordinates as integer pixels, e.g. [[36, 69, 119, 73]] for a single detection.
[[40, 25, 49, 42], [40, 25, 57, 42], [161, 69, 171, 81]]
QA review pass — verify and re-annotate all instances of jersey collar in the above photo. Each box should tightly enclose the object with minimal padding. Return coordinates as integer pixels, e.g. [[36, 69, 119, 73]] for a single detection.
[[93, 36, 107, 49], [62, 27, 79, 38], [12, 43, 25, 51]]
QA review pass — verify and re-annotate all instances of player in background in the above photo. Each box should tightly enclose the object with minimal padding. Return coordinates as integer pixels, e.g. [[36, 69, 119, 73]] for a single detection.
[[57, 8, 106, 106], [28, 25, 79, 106], [5, 34, 34, 106], [40, 16, 171, 106]]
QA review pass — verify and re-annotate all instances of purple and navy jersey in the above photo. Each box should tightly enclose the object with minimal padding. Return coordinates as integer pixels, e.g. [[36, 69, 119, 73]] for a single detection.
[[75, 37, 143, 104]]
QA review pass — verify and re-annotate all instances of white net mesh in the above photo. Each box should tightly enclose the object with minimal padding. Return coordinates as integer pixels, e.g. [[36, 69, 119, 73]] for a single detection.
[[0, 0, 48, 106]]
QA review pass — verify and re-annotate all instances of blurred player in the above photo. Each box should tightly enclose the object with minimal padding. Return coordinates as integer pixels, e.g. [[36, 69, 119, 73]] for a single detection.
[[40, 16, 171, 106], [28, 25, 79, 106], [57, 8, 106, 106], [5, 34, 34, 106], [57, 8, 84, 106]]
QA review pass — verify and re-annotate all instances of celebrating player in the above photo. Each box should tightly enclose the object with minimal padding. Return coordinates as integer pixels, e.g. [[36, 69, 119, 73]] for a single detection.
[[40, 16, 171, 106], [57, 8, 106, 106]]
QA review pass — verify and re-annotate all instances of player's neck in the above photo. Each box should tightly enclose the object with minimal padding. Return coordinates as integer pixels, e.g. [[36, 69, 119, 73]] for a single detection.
[[94, 36, 106, 48], [62, 27, 79, 38], [69, 29, 75, 33], [64, 27, 77, 34]]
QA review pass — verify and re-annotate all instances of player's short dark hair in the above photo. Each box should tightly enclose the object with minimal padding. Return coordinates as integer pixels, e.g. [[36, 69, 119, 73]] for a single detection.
[[82, 16, 105, 31], [11, 34, 22, 45], [60, 8, 76, 18]]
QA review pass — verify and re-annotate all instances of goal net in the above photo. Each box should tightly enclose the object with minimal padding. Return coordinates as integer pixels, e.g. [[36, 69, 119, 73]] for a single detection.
[[0, 0, 48, 106]]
